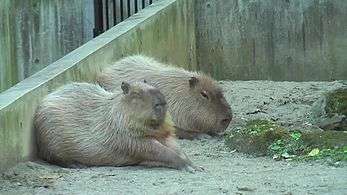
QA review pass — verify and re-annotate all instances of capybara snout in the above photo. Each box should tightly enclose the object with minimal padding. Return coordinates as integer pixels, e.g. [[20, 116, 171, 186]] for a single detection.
[[219, 107, 233, 130], [220, 117, 232, 128], [150, 88, 167, 124], [219, 112, 232, 132], [211, 97, 233, 133]]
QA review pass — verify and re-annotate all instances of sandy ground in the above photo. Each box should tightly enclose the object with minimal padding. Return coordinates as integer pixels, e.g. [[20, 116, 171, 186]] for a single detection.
[[221, 80, 347, 131], [1, 81, 347, 195]]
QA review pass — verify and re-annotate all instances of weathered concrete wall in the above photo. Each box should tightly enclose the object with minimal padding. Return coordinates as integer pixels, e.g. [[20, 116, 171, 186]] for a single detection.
[[0, 0, 18, 93], [195, 0, 347, 81], [0, 0, 94, 93], [0, 0, 196, 172]]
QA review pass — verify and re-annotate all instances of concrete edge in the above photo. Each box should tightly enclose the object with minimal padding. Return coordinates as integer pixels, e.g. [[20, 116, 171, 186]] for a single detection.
[[0, 0, 176, 111]]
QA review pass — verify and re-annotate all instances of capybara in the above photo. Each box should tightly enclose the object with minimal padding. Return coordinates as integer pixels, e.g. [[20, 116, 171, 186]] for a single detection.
[[34, 81, 199, 171], [97, 55, 232, 139]]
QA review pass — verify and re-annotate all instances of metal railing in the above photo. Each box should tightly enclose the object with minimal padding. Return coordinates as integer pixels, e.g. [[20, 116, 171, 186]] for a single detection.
[[93, 0, 155, 37]]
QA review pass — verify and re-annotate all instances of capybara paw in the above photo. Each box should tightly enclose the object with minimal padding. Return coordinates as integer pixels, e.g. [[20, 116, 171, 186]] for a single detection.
[[191, 165, 205, 172], [183, 165, 196, 173], [183, 164, 205, 173], [196, 133, 212, 140]]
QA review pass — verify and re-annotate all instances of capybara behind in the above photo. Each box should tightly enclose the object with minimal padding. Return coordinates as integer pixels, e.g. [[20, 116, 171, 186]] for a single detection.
[[34, 81, 198, 170], [97, 55, 232, 139]]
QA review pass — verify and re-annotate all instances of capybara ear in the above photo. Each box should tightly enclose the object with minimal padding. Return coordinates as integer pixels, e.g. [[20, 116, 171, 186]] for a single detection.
[[189, 77, 199, 88], [143, 79, 147, 83], [121, 82, 130, 94]]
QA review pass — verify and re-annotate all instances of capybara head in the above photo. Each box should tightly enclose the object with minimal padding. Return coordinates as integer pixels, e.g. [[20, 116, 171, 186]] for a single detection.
[[180, 75, 232, 134], [120, 81, 167, 129]]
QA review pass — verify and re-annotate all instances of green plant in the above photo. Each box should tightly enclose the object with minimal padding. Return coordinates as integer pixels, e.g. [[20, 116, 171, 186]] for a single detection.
[[225, 119, 347, 164], [244, 120, 278, 136], [290, 131, 302, 141], [303, 146, 347, 162]]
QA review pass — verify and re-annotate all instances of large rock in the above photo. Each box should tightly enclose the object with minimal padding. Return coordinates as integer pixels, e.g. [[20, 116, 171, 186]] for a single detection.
[[311, 88, 347, 131]]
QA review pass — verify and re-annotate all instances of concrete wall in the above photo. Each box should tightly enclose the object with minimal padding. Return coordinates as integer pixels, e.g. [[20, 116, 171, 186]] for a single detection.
[[195, 0, 347, 81], [0, 0, 197, 172], [0, 0, 94, 93]]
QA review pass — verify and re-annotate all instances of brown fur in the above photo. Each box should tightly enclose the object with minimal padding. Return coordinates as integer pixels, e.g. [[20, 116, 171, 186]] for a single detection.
[[34, 82, 198, 170], [97, 55, 233, 139], [145, 116, 176, 140]]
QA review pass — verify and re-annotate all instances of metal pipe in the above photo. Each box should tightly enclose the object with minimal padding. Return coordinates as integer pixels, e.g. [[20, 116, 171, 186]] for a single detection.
[[127, 0, 131, 17], [135, 0, 138, 13], [105, 0, 109, 29], [113, 0, 117, 25], [120, 0, 124, 21], [93, 0, 104, 37]]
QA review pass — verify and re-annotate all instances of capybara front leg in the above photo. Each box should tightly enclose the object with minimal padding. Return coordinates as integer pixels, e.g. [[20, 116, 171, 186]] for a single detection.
[[138, 140, 191, 170], [139, 161, 178, 168]]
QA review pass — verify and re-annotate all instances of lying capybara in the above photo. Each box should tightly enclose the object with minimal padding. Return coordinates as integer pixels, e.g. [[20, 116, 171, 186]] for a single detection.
[[34, 81, 199, 171], [97, 55, 232, 139]]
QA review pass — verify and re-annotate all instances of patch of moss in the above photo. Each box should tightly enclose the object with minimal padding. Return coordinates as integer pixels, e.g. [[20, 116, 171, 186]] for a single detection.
[[268, 131, 307, 159], [225, 120, 289, 156], [325, 88, 347, 116], [225, 119, 347, 163], [298, 146, 347, 163], [301, 130, 347, 149], [243, 119, 280, 135]]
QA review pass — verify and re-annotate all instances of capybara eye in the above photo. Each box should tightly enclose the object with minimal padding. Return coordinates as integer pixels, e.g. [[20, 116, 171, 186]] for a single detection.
[[200, 90, 208, 99]]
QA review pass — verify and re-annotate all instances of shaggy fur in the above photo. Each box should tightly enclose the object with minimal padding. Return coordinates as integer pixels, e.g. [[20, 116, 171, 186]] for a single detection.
[[97, 55, 232, 139], [34, 82, 194, 169]]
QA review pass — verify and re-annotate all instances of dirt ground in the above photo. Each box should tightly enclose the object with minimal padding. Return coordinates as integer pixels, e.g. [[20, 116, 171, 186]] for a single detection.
[[1, 81, 346, 195]]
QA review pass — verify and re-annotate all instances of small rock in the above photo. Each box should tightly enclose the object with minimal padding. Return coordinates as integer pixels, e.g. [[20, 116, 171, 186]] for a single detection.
[[237, 187, 255, 192], [310, 88, 347, 131]]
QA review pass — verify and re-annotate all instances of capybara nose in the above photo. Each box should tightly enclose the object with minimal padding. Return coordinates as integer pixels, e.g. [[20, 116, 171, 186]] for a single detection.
[[155, 103, 166, 112], [220, 117, 232, 128], [155, 104, 162, 113], [154, 102, 167, 121]]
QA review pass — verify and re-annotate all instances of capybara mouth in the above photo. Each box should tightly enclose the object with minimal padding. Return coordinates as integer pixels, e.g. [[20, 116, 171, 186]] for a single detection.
[[209, 120, 231, 135], [207, 130, 226, 137], [146, 119, 161, 129]]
